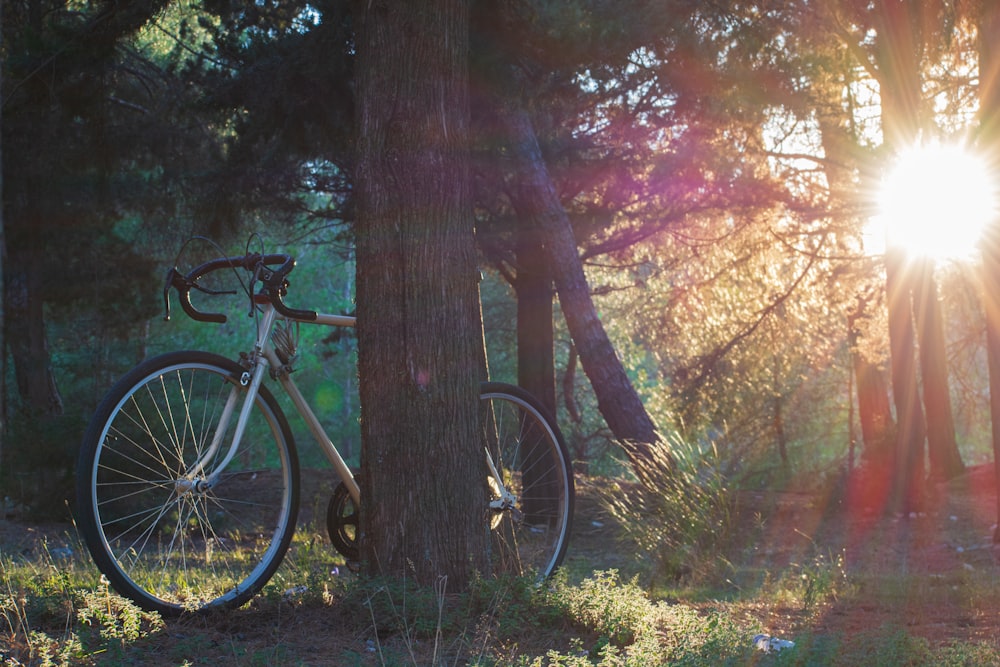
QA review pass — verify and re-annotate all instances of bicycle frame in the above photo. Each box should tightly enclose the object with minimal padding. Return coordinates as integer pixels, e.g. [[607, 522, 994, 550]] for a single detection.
[[199, 296, 362, 505]]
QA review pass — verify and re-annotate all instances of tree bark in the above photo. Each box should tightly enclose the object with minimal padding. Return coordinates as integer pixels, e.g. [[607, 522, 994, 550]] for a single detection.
[[0, 0, 5, 473], [3, 186, 64, 419], [849, 328, 894, 468], [498, 102, 659, 457], [515, 218, 556, 415], [885, 248, 926, 511], [874, 0, 931, 511], [354, 0, 487, 586], [913, 259, 964, 480], [976, 0, 1000, 540]]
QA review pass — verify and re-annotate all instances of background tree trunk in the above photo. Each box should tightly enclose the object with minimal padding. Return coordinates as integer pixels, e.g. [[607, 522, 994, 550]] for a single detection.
[[875, 0, 931, 511], [885, 249, 926, 511], [3, 237, 63, 418], [515, 219, 556, 414], [913, 259, 964, 480], [976, 0, 1000, 540], [499, 103, 658, 457], [816, 92, 896, 474], [354, 0, 487, 587]]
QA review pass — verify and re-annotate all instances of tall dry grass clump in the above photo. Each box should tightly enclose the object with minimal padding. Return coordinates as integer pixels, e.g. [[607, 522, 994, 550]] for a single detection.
[[603, 433, 733, 583]]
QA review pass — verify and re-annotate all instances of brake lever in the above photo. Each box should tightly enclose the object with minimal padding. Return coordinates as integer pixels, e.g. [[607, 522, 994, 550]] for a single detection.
[[163, 267, 181, 321]]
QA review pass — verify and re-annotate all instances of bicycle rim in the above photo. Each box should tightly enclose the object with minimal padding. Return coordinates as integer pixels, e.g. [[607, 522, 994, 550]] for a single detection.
[[77, 353, 299, 615], [480, 383, 574, 579]]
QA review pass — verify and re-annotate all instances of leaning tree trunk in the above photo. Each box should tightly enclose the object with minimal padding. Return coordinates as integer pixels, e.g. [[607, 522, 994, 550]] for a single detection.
[[354, 0, 488, 587], [499, 102, 659, 459]]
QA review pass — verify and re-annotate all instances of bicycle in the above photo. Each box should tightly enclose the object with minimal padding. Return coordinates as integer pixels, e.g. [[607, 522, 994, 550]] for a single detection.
[[75, 250, 574, 616]]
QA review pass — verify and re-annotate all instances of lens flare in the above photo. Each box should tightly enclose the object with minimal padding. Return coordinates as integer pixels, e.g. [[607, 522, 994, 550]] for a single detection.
[[869, 142, 998, 261]]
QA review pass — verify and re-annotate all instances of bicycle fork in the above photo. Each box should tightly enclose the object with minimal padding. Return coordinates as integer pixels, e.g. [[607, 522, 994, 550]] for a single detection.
[[177, 348, 270, 495]]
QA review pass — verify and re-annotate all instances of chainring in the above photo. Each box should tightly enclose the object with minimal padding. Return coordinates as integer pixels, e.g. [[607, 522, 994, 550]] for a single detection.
[[326, 482, 360, 562]]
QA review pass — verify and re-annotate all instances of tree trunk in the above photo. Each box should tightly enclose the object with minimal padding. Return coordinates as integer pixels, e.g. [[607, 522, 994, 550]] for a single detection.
[[874, 0, 931, 511], [815, 74, 896, 481], [0, 0, 5, 474], [885, 248, 926, 511], [849, 332, 894, 468], [976, 0, 1000, 541], [498, 103, 658, 458], [913, 258, 964, 480], [3, 233, 64, 418], [354, 0, 487, 587], [515, 218, 556, 415]]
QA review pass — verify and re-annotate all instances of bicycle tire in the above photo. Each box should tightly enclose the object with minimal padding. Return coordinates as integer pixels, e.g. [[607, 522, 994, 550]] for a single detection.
[[75, 351, 299, 616], [480, 382, 574, 579]]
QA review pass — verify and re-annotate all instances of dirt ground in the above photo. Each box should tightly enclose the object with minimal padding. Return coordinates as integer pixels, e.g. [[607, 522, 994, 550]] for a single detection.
[[715, 463, 1000, 648], [5, 464, 1000, 660]]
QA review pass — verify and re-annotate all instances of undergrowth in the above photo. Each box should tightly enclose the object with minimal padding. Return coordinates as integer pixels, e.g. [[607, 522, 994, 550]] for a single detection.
[[3, 492, 1000, 665]]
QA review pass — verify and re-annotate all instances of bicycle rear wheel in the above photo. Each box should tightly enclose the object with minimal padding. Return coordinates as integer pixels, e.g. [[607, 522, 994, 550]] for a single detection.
[[76, 351, 299, 616], [480, 382, 574, 579]]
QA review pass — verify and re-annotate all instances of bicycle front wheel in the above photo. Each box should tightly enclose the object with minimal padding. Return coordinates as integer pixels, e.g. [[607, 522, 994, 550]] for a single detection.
[[76, 351, 299, 616], [480, 382, 574, 580]]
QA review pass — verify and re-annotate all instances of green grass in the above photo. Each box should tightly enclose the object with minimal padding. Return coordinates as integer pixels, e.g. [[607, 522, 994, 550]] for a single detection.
[[3, 534, 1000, 666]]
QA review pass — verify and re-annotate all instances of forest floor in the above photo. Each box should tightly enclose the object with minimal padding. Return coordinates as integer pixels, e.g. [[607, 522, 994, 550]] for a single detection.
[[4, 464, 1000, 663], [709, 462, 1000, 648]]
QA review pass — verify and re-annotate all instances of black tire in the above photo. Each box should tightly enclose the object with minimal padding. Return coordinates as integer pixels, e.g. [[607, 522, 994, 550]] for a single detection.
[[75, 351, 299, 616], [480, 382, 574, 579]]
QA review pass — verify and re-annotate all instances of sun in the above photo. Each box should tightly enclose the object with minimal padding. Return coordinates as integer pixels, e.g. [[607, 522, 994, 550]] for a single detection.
[[869, 141, 999, 262]]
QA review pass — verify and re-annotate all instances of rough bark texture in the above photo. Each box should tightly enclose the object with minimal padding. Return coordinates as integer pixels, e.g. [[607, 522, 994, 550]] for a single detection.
[[499, 103, 659, 457], [977, 0, 1000, 540], [884, 249, 926, 511], [515, 219, 556, 415], [354, 0, 487, 586], [913, 259, 964, 480], [4, 219, 63, 418], [875, 1, 931, 511]]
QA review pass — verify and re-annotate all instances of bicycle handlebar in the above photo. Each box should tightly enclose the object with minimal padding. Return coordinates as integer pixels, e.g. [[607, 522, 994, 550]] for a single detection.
[[164, 253, 318, 323]]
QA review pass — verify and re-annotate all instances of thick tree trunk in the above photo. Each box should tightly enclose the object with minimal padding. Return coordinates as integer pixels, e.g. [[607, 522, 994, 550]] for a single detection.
[[874, 0, 931, 511], [983, 235, 1000, 542], [913, 259, 964, 480], [515, 219, 556, 415], [354, 0, 487, 586], [976, 0, 1000, 541], [498, 103, 659, 457], [0, 2, 5, 473], [3, 229, 63, 418]]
